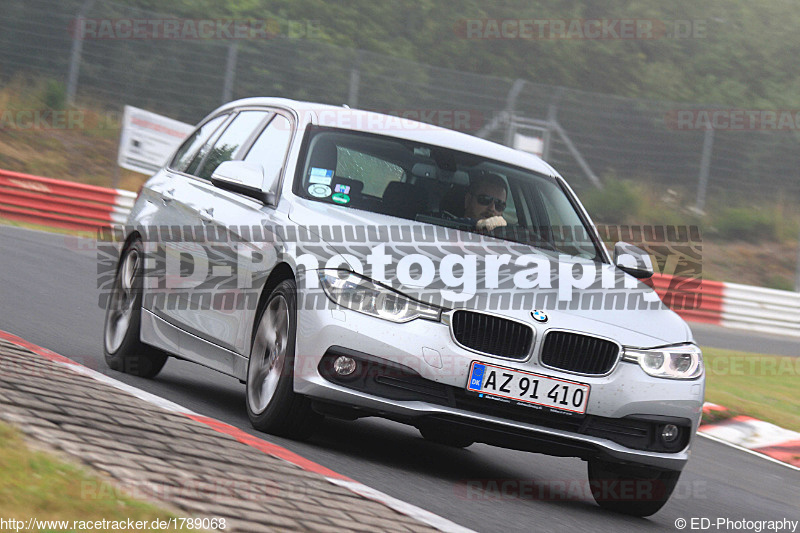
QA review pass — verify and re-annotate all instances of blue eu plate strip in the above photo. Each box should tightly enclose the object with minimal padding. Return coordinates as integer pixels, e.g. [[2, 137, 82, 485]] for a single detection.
[[469, 363, 486, 390]]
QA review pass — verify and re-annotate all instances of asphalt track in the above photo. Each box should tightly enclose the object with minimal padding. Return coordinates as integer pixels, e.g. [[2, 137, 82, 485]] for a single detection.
[[1, 225, 798, 533]]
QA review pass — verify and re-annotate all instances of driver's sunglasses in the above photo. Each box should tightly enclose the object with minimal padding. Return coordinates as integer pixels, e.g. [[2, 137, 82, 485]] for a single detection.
[[475, 194, 506, 211]]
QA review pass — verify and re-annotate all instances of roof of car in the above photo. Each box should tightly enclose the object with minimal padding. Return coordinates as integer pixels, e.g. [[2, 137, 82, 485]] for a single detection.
[[213, 97, 560, 178]]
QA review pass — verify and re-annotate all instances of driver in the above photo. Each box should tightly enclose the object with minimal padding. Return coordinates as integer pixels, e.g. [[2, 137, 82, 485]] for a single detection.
[[463, 173, 508, 232]]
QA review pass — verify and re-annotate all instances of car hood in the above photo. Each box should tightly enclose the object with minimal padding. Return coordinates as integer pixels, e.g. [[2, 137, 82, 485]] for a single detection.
[[287, 199, 692, 347]]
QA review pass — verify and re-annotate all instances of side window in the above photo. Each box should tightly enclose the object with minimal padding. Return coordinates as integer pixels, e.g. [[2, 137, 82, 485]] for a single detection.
[[170, 114, 228, 173], [243, 114, 293, 189], [537, 181, 598, 259], [194, 110, 270, 180]]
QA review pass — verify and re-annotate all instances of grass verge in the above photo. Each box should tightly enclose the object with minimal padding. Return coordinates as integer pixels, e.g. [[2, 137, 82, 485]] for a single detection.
[[0, 422, 184, 532], [701, 347, 800, 432]]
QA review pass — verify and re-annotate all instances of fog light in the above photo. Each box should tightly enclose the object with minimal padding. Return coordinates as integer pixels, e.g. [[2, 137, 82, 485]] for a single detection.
[[661, 424, 680, 443], [333, 356, 357, 376]]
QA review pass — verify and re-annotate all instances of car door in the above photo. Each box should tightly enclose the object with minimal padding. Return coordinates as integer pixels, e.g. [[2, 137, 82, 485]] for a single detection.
[[159, 109, 295, 368], [140, 111, 231, 344], [152, 108, 271, 352]]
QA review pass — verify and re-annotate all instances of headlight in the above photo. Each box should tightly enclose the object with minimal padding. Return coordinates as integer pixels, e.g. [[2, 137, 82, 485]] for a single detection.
[[318, 270, 442, 323], [622, 344, 703, 379]]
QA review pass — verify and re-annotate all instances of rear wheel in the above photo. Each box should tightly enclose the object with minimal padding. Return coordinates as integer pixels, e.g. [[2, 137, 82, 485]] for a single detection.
[[246, 279, 321, 439], [103, 239, 167, 378], [587, 459, 681, 517]]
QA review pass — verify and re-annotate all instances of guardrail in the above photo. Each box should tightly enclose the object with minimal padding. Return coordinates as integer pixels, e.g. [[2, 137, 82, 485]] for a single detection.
[[650, 274, 800, 338], [1, 170, 798, 337], [721, 282, 800, 338], [648, 274, 725, 325], [0, 169, 134, 231]]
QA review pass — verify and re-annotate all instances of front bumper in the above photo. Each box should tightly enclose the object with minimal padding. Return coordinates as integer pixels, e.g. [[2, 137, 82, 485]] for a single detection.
[[294, 305, 704, 471]]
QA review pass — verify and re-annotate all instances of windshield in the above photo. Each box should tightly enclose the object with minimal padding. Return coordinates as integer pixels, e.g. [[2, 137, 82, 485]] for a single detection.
[[294, 128, 603, 261]]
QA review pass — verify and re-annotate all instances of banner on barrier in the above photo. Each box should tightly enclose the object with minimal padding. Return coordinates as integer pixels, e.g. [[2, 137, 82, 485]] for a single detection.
[[117, 106, 194, 175]]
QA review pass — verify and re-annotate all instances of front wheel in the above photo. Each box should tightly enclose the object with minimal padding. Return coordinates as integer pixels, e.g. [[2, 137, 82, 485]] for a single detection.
[[103, 239, 168, 378], [246, 279, 321, 439], [587, 459, 681, 517]]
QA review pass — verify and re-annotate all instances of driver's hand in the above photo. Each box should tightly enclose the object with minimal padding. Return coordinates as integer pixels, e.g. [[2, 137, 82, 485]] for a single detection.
[[476, 215, 507, 232]]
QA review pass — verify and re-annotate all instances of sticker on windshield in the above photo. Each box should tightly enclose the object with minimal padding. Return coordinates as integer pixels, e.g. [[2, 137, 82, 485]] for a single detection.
[[309, 167, 334, 185], [308, 184, 332, 198], [334, 184, 351, 194], [331, 193, 350, 204]]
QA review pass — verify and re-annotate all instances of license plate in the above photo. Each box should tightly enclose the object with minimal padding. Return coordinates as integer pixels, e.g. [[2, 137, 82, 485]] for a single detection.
[[467, 362, 590, 414]]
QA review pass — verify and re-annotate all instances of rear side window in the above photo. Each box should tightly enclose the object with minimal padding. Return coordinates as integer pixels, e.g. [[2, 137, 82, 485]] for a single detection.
[[170, 114, 228, 173], [194, 110, 271, 180]]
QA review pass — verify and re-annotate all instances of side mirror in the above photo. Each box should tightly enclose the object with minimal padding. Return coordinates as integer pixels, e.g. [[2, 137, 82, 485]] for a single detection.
[[210, 161, 273, 204], [613, 241, 654, 279]]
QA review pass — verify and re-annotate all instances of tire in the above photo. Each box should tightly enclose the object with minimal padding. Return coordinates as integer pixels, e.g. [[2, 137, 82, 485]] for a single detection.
[[587, 458, 681, 517], [419, 426, 474, 448], [103, 239, 168, 378], [246, 278, 321, 439]]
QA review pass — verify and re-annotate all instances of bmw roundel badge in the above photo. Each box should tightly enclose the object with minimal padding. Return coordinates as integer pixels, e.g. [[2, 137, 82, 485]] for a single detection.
[[531, 310, 548, 323]]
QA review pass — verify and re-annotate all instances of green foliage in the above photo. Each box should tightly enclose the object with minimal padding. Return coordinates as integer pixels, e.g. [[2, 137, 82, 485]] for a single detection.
[[43, 80, 66, 111], [712, 207, 780, 242], [580, 179, 642, 224], [103, 0, 800, 108]]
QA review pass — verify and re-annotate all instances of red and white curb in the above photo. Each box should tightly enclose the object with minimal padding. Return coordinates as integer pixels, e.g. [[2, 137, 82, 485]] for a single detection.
[[0, 330, 474, 533], [699, 403, 800, 469]]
